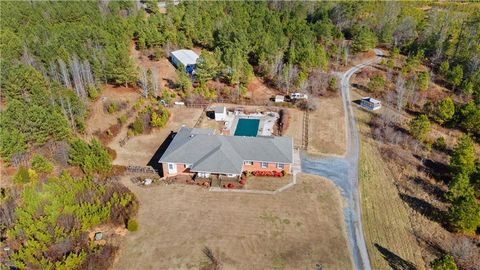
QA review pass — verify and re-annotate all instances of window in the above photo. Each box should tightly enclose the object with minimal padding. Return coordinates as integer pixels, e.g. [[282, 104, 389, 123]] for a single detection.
[[261, 162, 268, 168], [277, 163, 284, 169], [167, 163, 177, 174], [226, 174, 237, 178], [185, 164, 192, 169], [244, 161, 253, 165]]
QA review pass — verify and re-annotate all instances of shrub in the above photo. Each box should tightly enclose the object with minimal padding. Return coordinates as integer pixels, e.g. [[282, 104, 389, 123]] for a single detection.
[[28, 169, 39, 182], [409, 114, 430, 142], [367, 75, 385, 92], [87, 86, 98, 99], [150, 108, 169, 128], [119, 114, 127, 125], [107, 103, 116, 114], [13, 166, 30, 184], [131, 117, 144, 135], [434, 137, 447, 150], [127, 219, 138, 232], [69, 139, 112, 175], [31, 154, 54, 173], [430, 255, 458, 270]]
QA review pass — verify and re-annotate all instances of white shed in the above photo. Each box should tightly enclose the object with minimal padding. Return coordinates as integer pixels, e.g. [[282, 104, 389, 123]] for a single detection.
[[214, 106, 227, 121], [275, 95, 285, 103], [170, 49, 199, 74]]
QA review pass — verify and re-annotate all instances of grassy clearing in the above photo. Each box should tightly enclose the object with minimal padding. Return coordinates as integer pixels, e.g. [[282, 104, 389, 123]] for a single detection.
[[113, 173, 353, 269], [355, 102, 427, 270], [307, 96, 346, 156]]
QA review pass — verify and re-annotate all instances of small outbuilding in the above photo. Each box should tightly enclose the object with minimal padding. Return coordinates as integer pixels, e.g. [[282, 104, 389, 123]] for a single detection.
[[361, 97, 382, 110], [214, 106, 227, 121], [170, 49, 199, 74], [274, 95, 285, 103]]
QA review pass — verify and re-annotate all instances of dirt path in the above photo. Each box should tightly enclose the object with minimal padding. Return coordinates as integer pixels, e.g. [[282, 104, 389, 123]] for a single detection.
[[302, 49, 383, 270]]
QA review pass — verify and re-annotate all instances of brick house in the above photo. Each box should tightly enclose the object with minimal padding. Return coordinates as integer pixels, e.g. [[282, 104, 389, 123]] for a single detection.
[[159, 127, 293, 179]]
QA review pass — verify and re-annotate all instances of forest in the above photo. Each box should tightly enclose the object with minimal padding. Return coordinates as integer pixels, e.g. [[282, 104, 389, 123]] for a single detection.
[[0, 1, 479, 269]]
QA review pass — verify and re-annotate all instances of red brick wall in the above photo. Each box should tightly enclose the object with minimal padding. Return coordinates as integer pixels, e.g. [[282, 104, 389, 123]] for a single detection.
[[162, 161, 291, 177], [161, 163, 191, 177]]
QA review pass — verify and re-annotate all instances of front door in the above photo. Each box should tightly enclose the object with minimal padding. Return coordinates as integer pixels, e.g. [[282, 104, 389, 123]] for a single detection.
[[167, 163, 177, 174]]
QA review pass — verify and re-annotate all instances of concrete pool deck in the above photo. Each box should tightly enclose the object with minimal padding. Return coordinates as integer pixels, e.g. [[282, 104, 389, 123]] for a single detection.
[[228, 112, 278, 136]]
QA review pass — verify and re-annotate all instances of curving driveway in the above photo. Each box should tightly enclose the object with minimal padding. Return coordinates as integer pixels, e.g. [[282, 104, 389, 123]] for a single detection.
[[302, 49, 383, 270]]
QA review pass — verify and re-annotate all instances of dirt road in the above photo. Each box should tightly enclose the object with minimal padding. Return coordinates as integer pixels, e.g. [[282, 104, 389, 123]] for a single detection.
[[302, 49, 383, 270]]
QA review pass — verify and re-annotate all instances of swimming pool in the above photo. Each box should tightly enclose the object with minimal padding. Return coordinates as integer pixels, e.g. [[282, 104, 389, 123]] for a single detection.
[[234, 118, 260, 137]]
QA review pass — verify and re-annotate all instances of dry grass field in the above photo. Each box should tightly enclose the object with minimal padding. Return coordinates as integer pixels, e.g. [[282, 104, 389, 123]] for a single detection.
[[112, 173, 353, 270], [109, 107, 203, 166], [307, 96, 346, 156], [282, 108, 304, 148], [244, 175, 293, 191], [354, 101, 426, 270]]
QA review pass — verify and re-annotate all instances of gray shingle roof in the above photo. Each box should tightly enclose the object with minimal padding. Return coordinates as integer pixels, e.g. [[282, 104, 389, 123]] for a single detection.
[[159, 127, 293, 174]]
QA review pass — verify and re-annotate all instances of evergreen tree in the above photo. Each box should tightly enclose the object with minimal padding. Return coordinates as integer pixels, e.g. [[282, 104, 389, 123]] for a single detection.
[[430, 255, 458, 270], [409, 114, 430, 142], [450, 135, 476, 175], [433, 97, 455, 124], [351, 26, 377, 53], [445, 172, 475, 201], [448, 193, 480, 234]]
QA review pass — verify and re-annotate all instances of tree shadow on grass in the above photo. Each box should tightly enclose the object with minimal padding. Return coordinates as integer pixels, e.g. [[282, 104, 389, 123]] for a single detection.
[[409, 176, 447, 203], [374, 243, 417, 270], [147, 131, 176, 177], [351, 83, 370, 92], [399, 193, 445, 224]]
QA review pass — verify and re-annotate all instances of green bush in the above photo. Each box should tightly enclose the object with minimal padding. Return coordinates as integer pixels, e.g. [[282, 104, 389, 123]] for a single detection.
[[31, 154, 54, 173], [367, 75, 385, 92], [127, 219, 138, 231], [13, 166, 30, 184], [107, 103, 117, 114], [87, 86, 98, 99], [430, 255, 458, 270], [119, 114, 127, 125], [69, 139, 112, 175], [150, 107, 169, 128], [409, 114, 430, 142], [131, 117, 144, 135], [434, 137, 447, 150]]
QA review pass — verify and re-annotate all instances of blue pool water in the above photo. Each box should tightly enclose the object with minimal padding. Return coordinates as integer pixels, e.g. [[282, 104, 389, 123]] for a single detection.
[[234, 118, 260, 137]]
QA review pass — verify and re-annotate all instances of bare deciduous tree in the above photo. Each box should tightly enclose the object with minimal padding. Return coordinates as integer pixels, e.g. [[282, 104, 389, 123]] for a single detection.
[[151, 68, 159, 98], [395, 73, 406, 111]]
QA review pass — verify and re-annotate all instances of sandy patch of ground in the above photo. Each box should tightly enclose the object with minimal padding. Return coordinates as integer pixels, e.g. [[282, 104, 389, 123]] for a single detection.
[[307, 96, 346, 156], [85, 85, 141, 138], [109, 107, 203, 166], [113, 173, 352, 270]]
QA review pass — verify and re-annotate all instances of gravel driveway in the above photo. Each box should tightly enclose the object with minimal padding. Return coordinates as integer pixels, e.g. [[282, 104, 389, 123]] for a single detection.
[[302, 49, 383, 270]]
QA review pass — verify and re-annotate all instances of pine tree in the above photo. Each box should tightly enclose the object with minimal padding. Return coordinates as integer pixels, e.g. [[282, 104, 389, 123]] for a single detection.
[[409, 114, 430, 142]]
